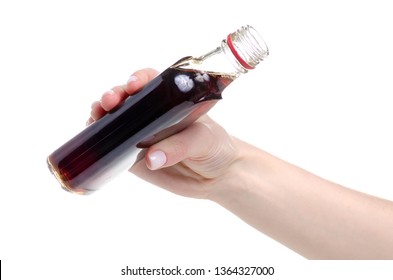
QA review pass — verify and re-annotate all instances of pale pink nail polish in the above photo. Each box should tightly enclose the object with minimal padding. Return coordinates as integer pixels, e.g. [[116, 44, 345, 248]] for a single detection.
[[103, 89, 115, 96], [127, 75, 138, 84], [148, 150, 167, 170], [86, 117, 94, 126]]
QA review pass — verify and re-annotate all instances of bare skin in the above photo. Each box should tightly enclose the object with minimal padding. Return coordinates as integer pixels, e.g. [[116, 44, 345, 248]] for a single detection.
[[89, 68, 393, 259]]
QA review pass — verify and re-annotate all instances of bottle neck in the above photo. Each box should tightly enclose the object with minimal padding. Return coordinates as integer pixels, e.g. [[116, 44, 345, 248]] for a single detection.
[[172, 25, 269, 77], [222, 25, 269, 73]]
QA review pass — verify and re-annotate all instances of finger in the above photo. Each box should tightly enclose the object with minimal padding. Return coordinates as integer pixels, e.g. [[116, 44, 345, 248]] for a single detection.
[[145, 116, 219, 170], [125, 68, 159, 95], [86, 117, 94, 126], [90, 101, 106, 121], [89, 68, 159, 124], [100, 86, 127, 112], [130, 158, 213, 199], [102, 68, 158, 111]]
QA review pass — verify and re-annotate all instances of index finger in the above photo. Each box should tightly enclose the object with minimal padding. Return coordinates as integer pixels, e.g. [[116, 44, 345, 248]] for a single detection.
[[125, 68, 159, 95]]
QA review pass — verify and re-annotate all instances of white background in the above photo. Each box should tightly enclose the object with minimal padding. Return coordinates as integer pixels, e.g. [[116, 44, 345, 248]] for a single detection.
[[1, 0, 393, 279]]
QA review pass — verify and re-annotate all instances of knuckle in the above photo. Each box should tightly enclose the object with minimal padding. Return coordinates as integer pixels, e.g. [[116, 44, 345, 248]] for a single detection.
[[169, 139, 188, 159]]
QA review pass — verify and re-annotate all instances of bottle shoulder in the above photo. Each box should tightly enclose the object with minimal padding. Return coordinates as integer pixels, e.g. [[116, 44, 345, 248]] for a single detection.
[[171, 56, 201, 68], [170, 55, 239, 80]]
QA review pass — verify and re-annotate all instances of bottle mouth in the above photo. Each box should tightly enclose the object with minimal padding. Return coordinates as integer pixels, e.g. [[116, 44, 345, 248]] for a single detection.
[[227, 25, 269, 70]]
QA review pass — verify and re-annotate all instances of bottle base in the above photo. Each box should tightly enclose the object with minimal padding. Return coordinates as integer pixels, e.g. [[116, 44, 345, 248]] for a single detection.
[[47, 157, 85, 195]]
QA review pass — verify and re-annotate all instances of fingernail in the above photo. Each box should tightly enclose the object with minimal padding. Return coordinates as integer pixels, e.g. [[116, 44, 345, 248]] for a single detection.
[[86, 117, 94, 126], [103, 89, 115, 96], [148, 150, 167, 170], [100, 89, 115, 104], [127, 75, 138, 84]]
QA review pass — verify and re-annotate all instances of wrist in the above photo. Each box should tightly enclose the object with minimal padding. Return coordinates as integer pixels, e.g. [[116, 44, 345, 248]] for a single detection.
[[206, 137, 271, 204]]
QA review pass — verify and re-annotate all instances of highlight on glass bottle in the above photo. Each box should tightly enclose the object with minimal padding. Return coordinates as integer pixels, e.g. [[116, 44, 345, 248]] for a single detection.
[[47, 25, 269, 194]]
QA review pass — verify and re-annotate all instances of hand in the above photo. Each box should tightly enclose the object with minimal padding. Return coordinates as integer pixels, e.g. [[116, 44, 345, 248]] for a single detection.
[[89, 68, 240, 199], [90, 68, 393, 259]]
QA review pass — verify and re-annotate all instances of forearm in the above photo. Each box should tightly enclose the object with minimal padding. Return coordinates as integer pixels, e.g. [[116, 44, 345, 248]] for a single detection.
[[209, 138, 393, 259]]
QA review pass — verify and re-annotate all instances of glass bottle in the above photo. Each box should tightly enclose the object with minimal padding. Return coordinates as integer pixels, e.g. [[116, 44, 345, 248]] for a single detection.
[[47, 25, 269, 194]]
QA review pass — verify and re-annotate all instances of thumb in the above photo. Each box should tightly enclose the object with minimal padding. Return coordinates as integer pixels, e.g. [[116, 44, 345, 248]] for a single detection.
[[145, 115, 236, 175], [145, 116, 215, 170]]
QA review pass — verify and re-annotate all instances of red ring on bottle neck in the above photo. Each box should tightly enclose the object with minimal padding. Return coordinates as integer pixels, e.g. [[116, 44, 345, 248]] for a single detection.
[[227, 34, 254, 70]]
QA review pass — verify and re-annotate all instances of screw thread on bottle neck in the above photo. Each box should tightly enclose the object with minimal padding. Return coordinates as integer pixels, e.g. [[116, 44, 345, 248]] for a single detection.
[[225, 25, 269, 72]]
